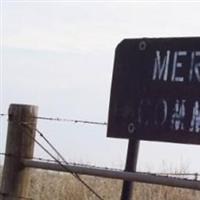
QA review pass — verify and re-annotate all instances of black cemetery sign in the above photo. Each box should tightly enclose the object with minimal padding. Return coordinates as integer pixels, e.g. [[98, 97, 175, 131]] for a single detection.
[[107, 37, 200, 145]]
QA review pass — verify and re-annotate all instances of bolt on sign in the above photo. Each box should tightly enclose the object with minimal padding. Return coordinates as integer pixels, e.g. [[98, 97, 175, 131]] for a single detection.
[[107, 37, 200, 145]]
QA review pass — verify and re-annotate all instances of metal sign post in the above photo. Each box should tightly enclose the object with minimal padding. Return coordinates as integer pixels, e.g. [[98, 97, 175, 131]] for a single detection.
[[107, 37, 200, 199], [121, 138, 139, 200]]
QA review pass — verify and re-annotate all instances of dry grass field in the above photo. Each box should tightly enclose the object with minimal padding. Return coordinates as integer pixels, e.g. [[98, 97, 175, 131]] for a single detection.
[[20, 168, 200, 200]]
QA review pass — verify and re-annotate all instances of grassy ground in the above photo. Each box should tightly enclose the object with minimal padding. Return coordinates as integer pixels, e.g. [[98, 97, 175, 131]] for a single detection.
[[22, 169, 200, 200]]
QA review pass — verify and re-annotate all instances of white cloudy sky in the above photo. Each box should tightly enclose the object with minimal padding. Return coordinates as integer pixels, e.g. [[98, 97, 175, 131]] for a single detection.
[[1, 1, 200, 173]]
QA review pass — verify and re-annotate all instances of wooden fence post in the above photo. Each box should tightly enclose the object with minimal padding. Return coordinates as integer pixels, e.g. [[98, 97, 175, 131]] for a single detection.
[[0, 104, 38, 200]]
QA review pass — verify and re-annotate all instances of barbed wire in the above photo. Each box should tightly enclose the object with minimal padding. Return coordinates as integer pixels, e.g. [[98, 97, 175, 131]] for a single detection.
[[0, 152, 199, 181], [0, 113, 107, 126], [0, 113, 7, 117], [1, 112, 200, 198], [35, 116, 107, 125], [19, 123, 104, 200]]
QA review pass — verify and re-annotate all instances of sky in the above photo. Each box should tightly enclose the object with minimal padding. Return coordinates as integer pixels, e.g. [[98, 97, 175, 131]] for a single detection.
[[1, 0, 200, 173]]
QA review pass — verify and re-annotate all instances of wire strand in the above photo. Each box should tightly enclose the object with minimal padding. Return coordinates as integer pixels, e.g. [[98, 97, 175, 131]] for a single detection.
[[20, 123, 104, 200], [34, 128, 68, 163], [1, 112, 107, 125], [1, 152, 199, 179], [34, 116, 107, 125], [1, 113, 107, 126], [0, 113, 7, 117]]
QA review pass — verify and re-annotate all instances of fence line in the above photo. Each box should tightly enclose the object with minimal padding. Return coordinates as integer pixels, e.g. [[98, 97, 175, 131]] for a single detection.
[[2, 113, 198, 178], [0, 113, 107, 125], [20, 123, 104, 200], [1, 105, 200, 200], [1, 105, 105, 200], [35, 116, 107, 125], [22, 159, 200, 191], [1, 152, 199, 180]]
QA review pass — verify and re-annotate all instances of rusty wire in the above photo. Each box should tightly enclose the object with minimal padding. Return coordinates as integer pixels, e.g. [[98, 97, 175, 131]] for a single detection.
[[34, 116, 107, 125], [0, 113, 107, 125], [19, 123, 105, 200]]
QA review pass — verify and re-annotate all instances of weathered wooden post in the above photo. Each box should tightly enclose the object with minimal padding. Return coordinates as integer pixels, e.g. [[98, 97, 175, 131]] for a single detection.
[[0, 104, 38, 200]]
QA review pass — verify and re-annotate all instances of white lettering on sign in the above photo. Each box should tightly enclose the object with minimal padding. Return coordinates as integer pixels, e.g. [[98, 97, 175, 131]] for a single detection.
[[171, 99, 186, 130], [131, 99, 200, 133], [154, 99, 168, 125], [152, 51, 200, 82], [189, 51, 200, 82], [171, 51, 187, 82], [190, 101, 200, 132], [152, 51, 170, 81]]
